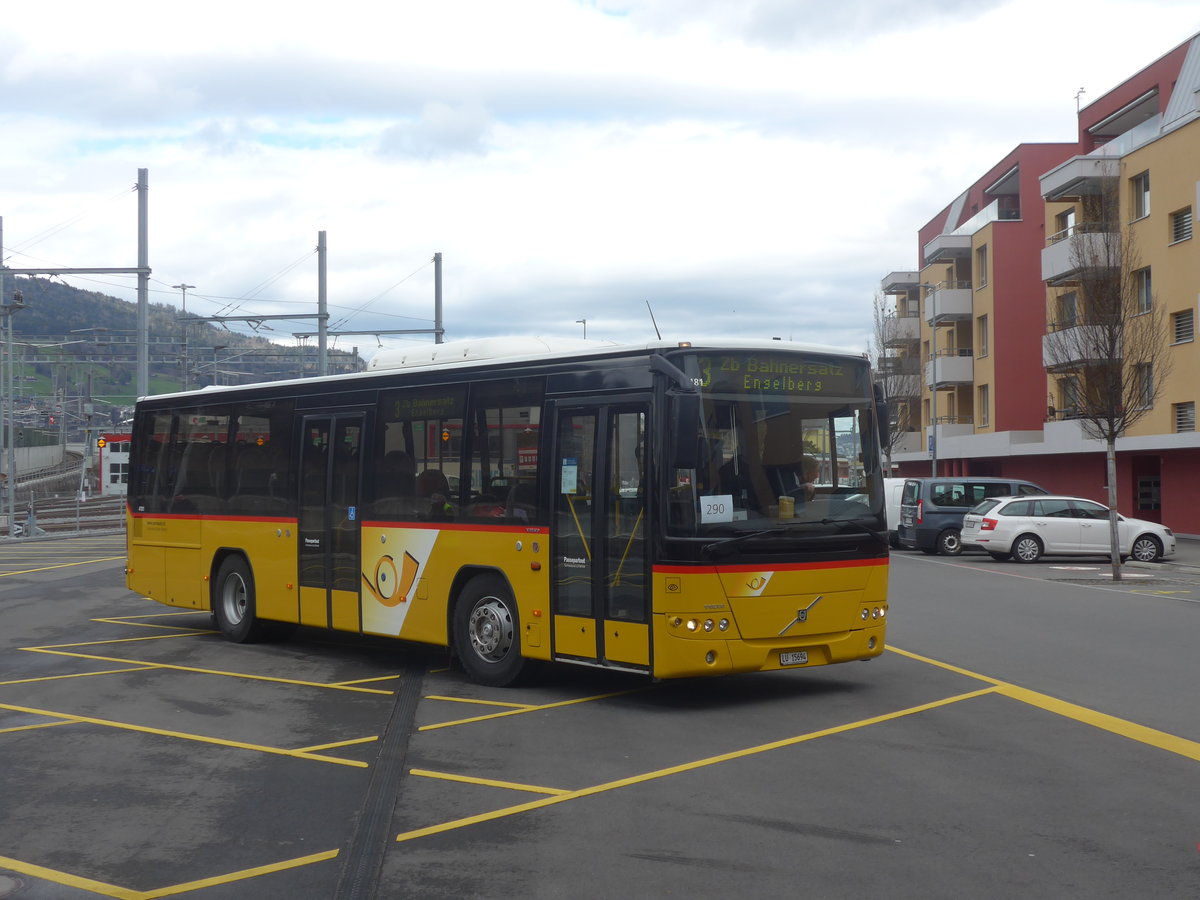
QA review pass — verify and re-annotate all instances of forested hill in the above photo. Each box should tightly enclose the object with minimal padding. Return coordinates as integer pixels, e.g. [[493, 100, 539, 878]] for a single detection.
[[0, 275, 357, 404]]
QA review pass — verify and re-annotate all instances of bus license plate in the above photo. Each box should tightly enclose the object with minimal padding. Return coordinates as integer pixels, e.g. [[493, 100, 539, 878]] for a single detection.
[[780, 651, 808, 666]]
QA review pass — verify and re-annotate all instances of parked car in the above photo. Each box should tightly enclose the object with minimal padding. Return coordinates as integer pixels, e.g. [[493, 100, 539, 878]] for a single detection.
[[961, 495, 1175, 563], [897, 476, 1048, 555]]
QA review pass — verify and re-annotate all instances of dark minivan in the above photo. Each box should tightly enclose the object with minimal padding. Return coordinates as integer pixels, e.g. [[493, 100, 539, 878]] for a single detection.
[[897, 477, 1048, 555]]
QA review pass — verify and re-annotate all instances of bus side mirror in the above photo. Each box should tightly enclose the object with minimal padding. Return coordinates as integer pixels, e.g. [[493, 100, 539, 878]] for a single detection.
[[671, 392, 700, 469]]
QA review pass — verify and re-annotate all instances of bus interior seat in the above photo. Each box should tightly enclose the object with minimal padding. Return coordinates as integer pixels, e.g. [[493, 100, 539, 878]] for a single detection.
[[232, 444, 287, 514], [505, 482, 537, 522]]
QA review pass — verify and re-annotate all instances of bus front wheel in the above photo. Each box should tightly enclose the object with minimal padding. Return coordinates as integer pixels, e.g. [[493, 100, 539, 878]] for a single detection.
[[453, 574, 527, 687], [213, 555, 263, 643]]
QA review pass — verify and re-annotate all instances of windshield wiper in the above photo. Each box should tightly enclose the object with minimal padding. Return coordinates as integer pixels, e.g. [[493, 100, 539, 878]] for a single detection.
[[701, 518, 886, 557], [701, 524, 811, 556], [817, 517, 889, 549]]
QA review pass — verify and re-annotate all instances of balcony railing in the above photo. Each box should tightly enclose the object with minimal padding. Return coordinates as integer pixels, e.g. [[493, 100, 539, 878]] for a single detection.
[[925, 349, 974, 387], [925, 282, 973, 323], [1042, 228, 1118, 283], [1043, 326, 1121, 371], [882, 315, 920, 347]]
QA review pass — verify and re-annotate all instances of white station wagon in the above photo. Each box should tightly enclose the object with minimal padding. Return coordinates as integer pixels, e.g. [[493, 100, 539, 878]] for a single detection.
[[961, 495, 1176, 563]]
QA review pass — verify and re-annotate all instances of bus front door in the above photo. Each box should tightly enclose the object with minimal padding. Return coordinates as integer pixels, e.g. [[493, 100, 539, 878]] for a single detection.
[[298, 414, 366, 631], [551, 402, 650, 671]]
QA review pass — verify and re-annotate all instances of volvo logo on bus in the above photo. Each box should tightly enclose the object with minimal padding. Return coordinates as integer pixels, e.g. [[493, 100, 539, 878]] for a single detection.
[[778, 596, 822, 635]]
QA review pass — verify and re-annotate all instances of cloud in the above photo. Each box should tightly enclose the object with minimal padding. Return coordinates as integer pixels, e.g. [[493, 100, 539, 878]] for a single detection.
[[376, 102, 494, 160], [588, 0, 1006, 46]]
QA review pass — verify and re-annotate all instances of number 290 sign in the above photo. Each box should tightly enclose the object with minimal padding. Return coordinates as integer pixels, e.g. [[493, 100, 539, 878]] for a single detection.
[[701, 494, 734, 524]]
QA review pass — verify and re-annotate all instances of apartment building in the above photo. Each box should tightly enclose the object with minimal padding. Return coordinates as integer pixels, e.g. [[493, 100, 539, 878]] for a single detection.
[[881, 31, 1200, 533]]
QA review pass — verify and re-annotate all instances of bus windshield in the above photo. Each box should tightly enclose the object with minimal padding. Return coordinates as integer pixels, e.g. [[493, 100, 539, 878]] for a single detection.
[[666, 349, 884, 536]]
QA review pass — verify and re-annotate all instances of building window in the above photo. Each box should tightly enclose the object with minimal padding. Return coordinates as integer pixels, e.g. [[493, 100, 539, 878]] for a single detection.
[[1173, 309, 1195, 344], [1131, 171, 1150, 220], [1054, 207, 1076, 241], [975, 245, 989, 288], [977, 384, 990, 427], [976, 314, 989, 357], [1175, 402, 1196, 433], [1135, 364, 1153, 409], [1060, 376, 1082, 418], [1134, 267, 1152, 313], [1056, 291, 1078, 329], [1171, 207, 1193, 243]]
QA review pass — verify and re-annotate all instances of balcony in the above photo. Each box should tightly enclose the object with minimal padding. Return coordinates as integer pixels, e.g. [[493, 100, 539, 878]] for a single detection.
[[1040, 156, 1117, 201], [925, 282, 973, 324], [881, 271, 919, 294], [878, 354, 920, 377], [889, 430, 922, 455], [1042, 226, 1118, 284], [933, 416, 975, 439], [882, 315, 920, 347], [925, 349, 974, 387], [1043, 324, 1120, 372], [923, 233, 971, 262]]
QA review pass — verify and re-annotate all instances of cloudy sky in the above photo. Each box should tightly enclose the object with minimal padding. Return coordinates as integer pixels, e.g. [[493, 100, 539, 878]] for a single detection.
[[2, 0, 1198, 361]]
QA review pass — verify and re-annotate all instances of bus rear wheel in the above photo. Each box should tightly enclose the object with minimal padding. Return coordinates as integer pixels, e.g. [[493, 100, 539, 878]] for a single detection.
[[213, 555, 264, 643], [454, 574, 527, 687]]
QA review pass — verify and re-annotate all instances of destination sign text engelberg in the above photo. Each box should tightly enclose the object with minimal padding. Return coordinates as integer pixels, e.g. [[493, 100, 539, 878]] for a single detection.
[[692, 353, 861, 396]]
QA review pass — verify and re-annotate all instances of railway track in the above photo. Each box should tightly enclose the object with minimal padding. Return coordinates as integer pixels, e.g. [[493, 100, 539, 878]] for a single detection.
[[4, 495, 126, 537]]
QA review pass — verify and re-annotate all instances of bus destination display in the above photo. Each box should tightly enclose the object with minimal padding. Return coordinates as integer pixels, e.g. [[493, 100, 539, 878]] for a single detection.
[[685, 352, 865, 397]]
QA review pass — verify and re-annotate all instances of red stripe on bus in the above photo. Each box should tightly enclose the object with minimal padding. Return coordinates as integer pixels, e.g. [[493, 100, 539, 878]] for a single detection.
[[653, 558, 887, 574]]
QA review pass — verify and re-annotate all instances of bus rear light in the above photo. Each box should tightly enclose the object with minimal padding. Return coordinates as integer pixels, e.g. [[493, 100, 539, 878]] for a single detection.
[[981, 517, 998, 531]]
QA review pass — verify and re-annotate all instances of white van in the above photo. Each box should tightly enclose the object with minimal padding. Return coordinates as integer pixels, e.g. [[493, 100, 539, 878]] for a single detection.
[[884, 477, 906, 548]]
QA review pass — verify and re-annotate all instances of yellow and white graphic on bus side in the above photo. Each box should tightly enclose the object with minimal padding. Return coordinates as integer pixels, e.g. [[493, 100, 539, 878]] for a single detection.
[[360, 527, 440, 635], [738, 572, 773, 597]]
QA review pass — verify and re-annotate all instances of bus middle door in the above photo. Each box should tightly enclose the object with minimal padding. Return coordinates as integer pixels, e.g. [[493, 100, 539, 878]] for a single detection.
[[298, 414, 366, 631], [551, 401, 650, 671]]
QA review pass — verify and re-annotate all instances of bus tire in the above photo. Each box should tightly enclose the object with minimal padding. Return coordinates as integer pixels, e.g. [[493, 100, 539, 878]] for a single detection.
[[213, 555, 264, 643], [453, 574, 526, 687]]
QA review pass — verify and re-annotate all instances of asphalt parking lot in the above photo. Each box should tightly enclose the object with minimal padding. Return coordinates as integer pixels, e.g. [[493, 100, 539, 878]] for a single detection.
[[2, 533, 1199, 898]]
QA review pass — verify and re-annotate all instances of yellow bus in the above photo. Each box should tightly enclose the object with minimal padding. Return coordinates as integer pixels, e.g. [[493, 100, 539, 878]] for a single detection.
[[126, 337, 889, 685]]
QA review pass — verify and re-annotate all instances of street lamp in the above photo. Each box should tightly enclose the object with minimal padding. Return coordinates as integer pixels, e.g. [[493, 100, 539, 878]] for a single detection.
[[919, 282, 940, 477], [576, 318, 587, 339]]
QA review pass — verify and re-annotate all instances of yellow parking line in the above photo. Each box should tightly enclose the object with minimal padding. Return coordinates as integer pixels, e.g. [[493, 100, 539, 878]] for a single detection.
[[996, 684, 1200, 762], [397, 687, 997, 842], [295, 735, 379, 752], [0, 853, 136, 900], [409, 768, 571, 796], [0, 556, 125, 576], [889, 645, 1200, 763], [419, 688, 643, 731], [424, 694, 535, 709], [92, 616, 213, 631], [0, 718, 81, 735], [0, 701, 368, 768], [332, 674, 403, 686], [27, 633, 211, 649], [0, 666, 158, 687], [22, 648, 395, 695], [0, 849, 340, 900], [137, 848, 340, 899]]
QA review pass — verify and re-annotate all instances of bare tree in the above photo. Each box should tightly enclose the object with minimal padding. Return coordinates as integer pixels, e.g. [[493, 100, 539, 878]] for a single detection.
[[1043, 178, 1172, 579], [870, 291, 922, 473]]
